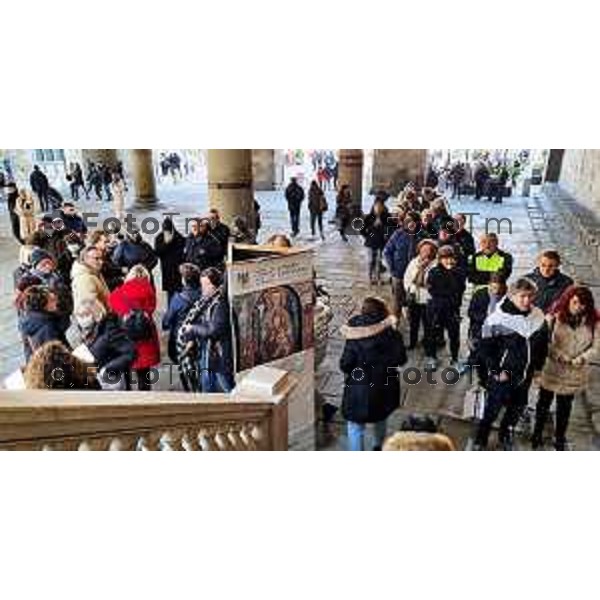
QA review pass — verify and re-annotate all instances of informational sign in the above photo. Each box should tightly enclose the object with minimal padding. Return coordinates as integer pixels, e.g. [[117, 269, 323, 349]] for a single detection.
[[228, 245, 316, 445]]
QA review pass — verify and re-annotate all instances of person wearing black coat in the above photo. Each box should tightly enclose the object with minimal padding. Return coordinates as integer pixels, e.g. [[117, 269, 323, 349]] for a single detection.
[[208, 209, 231, 260], [340, 297, 407, 451], [183, 219, 224, 272], [285, 178, 305, 237], [467, 274, 508, 385], [5, 183, 23, 243], [68, 301, 137, 390], [362, 199, 392, 285], [19, 286, 68, 363], [474, 162, 490, 200], [424, 245, 467, 367], [474, 278, 550, 450], [525, 251, 574, 314], [30, 165, 50, 211], [112, 230, 158, 275], [155, 217, 186, 302], [162, 263, 202, 363], [179, 268, 236, 393]]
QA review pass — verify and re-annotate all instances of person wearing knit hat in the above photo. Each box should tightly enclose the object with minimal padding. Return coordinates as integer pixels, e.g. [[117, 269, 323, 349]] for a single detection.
[[424, 243, 467, 369], [404, 239, 438, 350], [30, 248, 56, 272]]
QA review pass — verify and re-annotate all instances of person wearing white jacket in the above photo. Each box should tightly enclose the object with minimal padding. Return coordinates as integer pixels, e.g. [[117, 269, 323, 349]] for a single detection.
[[404, 239, 438, 350]]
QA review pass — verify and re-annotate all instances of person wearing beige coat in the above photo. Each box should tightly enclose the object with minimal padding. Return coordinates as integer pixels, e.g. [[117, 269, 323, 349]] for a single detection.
[[71, 246, 111, 313], [533, 286, 600, 450], [14, 190, 37, 241]]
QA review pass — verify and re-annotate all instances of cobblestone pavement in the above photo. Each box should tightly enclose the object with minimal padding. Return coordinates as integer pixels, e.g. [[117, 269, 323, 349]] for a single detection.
[[1, 181, 599, 450]]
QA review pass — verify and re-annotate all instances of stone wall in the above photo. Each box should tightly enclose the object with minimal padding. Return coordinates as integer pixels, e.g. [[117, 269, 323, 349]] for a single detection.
[[559, 150, 600, 212], [252, 149, 277, 191], [371, 149, 428, 195]]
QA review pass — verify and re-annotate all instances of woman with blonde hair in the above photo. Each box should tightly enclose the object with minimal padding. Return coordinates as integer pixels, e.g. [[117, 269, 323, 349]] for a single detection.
[[67, 296, 136, 391], [383, 432, 457, 451], [109, 264, 160, 390]]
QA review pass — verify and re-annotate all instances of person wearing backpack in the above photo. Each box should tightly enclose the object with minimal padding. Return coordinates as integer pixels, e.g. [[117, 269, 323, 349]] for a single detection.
[[162, 263, 202, 365], [109, 264, 160, 390]]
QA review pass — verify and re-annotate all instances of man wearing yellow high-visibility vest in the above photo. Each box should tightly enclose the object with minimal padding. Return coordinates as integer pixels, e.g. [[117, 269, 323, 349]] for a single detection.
[[468, 233, 514, 291]]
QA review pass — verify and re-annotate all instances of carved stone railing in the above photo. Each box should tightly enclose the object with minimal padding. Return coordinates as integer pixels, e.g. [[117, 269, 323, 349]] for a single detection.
[[0, 368, 290, 451]]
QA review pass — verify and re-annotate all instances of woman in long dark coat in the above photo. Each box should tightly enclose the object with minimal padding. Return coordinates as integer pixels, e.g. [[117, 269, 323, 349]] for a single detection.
[[155, 217, 186, 303], [340, 297, 407, 451]]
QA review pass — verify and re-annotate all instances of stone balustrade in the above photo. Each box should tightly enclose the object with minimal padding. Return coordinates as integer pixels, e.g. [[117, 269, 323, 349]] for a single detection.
[[0, 367, 290, 451]]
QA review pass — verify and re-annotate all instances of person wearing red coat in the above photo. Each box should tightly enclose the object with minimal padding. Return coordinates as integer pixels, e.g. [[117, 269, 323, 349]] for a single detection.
[[109, 265, 161, 390]]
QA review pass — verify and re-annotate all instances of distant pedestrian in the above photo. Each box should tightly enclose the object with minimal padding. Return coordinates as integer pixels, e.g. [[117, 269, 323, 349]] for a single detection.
[[29, 165, 50, 212], [308, 181, 327, 240], [155, 217, 186, 303], [285, 177, 305, 238]]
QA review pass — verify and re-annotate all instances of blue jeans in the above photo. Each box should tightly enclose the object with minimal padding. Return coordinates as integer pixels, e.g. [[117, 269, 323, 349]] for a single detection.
[[201, 369, 236, 393], [347, 420, 388, 451]]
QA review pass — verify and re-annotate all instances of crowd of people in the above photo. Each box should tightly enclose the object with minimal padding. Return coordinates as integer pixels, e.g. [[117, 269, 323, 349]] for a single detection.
[[426, 158, 522, 203], [3, 160, 598, 452], [8, 194, 266, 394], [338, 182, 599, 451]]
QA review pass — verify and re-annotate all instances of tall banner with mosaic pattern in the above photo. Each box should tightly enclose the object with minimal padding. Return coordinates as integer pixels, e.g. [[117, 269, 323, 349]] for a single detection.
[[228, 246, 316, 445]]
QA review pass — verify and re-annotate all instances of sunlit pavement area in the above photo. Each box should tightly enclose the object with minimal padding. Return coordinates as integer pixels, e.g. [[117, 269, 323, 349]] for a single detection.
[[1, 180, 600, 450]]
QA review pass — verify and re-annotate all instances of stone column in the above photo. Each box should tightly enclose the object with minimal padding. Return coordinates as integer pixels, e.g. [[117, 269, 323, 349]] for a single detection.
[[338, 149, 364, 214], [208, 150, 254, 228], [81, 149, 119, 169], [252, 149, 276, 191], [545, 149, 565, 183], [130, 149, 158, 205], [371, 150, 428, 195]]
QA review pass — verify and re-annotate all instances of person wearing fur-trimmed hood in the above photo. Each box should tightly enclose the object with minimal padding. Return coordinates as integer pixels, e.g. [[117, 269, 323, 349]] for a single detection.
[[474, 278, 550, 450], [340, 297, 407, 451]]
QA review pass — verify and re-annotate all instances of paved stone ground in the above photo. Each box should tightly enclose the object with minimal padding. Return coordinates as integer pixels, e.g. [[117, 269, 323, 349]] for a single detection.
[[1, 181, 599, 450]]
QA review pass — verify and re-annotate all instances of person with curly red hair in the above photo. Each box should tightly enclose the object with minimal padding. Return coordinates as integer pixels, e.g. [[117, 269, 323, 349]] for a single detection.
[[533, 286, 600, 450]]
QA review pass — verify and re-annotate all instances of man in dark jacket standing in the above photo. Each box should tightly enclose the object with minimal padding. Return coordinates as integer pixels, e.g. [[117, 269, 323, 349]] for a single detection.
[[285, 177, 305, 237], [525, 250, 574, 313], [208, 208, 231, 260], [183, 218, 223, 272], [474, 278, 549, 450], [383, 212, 421, 317], [424, 245, 467, 369], [340, 297, 407, 451], [113, 230, 158, 275], [30, 165, 50, 212], [155, 217, 186, 302]]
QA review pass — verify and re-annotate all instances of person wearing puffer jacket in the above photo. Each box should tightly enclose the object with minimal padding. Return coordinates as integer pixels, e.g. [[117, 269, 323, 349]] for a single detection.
[[383, 211, 421, 317], [109, 265, 160, 390], [340, 297, 407, 451], [474, 278, 549, 451], [19, 286, 67, 363]]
